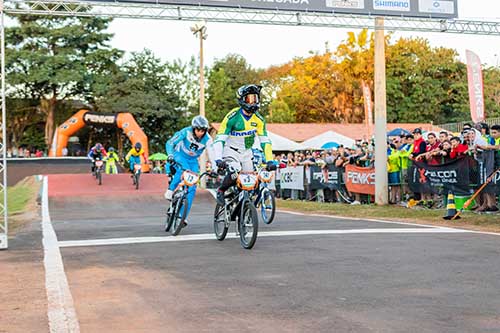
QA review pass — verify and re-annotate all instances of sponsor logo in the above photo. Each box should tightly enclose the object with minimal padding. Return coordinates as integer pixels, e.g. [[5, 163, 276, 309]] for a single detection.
[[69, 117, 78, 124], [281, 172, 296, 183], [83, 113, 115, 124], [347, 171, 376, 185], [419, 168, 458, 184], [373, 0, 410, 11], [60, 124, 69, 130], [127, 131, 134, 137], [251, 0, 310, 4], [251, 122, 257, 127], [326, 0, 364, 9], [418, 0, 455, 14], [230, 129, 257, 137]]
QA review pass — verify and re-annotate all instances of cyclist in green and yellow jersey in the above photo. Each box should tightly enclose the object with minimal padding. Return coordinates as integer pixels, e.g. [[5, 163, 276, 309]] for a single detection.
[[213, 84, 276, 205]]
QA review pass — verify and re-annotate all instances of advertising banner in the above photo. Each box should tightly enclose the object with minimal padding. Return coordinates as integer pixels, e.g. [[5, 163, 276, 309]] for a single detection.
[[345, 164, 375, 195], [408, 157, 471, 195], [466, 50, 486, 123], [82, 0, 458, 18], [279, 166, 304, 190], [309, 165, 342, 190]]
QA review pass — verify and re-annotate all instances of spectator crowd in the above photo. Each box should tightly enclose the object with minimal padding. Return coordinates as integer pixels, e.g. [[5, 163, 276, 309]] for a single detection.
[[271, 122, 500, 213]]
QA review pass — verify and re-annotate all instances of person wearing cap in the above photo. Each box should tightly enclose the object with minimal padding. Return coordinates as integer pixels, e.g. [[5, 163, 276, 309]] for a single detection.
[[410, 128, 427, 160]]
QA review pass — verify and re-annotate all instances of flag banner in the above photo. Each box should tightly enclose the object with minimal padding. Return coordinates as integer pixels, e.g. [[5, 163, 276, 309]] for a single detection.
[[362, 81, 373, 132], [466, 50, 486, 123]]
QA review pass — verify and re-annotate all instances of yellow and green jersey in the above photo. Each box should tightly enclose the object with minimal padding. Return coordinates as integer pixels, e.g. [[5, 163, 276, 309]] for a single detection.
[[214, 108, 272, 161]]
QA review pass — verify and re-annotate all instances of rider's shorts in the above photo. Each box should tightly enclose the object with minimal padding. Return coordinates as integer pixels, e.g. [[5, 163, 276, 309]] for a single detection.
[[222, 146, 254, 173]]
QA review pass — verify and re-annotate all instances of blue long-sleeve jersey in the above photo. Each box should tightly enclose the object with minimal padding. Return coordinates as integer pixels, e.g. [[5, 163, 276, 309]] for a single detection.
[[165, 126, 214, 162]]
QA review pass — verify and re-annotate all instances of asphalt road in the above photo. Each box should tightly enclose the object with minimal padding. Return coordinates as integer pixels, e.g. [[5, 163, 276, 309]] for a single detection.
[[43, 179, 500, 333]]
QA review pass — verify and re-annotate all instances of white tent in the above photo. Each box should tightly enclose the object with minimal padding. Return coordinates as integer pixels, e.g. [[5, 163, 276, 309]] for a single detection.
[[253, 131, 304, 151], [300, 131, 355, 150]]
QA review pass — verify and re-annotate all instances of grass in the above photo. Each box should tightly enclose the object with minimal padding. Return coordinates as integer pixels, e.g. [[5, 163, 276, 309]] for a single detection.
[[7, 182, 36, 215], [277, 199, 500, 233]]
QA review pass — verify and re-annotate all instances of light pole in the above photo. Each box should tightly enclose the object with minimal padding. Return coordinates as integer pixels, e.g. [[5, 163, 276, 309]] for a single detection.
[[191, 21, 208, 187]]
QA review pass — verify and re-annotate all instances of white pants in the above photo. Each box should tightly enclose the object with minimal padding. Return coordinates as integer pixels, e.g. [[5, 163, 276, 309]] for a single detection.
[[222, 146, 254, 173]]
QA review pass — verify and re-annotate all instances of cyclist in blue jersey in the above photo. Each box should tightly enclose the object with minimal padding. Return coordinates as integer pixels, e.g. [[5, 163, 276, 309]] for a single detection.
[[164, 116, 215, 223]]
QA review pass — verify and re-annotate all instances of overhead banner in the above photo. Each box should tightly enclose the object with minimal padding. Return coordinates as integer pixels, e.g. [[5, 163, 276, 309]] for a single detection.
[[309, 165, 342, 190], [279, 166, 304, 190], [83, 0, 458, 18], [466, 50, 486, 123], [345, 164, 375, 195], [408, 157, 471, 195]]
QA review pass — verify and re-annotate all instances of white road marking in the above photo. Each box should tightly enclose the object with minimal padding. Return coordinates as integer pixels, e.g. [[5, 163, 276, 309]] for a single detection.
[[206, 189, 500, 236], [42, 176, 80, 333], [58, 227, 471, 248]]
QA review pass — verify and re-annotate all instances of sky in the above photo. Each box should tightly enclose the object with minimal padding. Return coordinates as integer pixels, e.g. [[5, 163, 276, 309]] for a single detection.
[[106, 0, 500, 69]]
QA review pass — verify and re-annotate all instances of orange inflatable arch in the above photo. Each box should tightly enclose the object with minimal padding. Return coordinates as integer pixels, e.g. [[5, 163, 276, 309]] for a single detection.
[[49, 109, 150, 171]]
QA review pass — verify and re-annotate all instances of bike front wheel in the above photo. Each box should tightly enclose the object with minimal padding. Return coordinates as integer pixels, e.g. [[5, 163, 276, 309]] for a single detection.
[[135, 172, 140, 190], [213, 203, 229, 241], [171, 196, 188, 236], [97, 171, 102, 185], [239, 201, 258, 249], [260, 188, 276, 224]]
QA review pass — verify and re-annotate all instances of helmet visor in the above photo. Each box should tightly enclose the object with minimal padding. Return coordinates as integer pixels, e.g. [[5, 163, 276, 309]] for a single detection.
[[244, 94, 259, 104]]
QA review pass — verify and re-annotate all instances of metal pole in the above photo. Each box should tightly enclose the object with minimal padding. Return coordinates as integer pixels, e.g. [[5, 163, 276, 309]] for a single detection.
[[0, 0, 8, 249], [198, 27, 207, 188], [374, 17, 388, 206]]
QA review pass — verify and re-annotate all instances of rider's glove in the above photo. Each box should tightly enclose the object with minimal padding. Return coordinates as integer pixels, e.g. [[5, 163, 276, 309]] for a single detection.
[[91, 159, 95, 163], [266, 161, 277, 171], [167, 155, 174, 164], [216, 159, 227, 169]]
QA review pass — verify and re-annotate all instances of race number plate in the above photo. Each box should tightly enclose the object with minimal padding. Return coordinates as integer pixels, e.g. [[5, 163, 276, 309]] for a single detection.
[[259, 170, 273, 183], [95, 160, 103, 167], [183, 171, 200, 186], [237, 173, 258, 190]]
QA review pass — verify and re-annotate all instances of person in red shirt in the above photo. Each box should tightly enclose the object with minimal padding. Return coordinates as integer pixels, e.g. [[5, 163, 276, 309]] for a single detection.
[[449, 136, 468, 159], [410, 128, 427, 160], [423, 132, 441, 165]]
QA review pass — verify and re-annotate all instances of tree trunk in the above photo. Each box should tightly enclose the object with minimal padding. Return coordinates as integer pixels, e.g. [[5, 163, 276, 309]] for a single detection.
[[41, 96, 57, 148]]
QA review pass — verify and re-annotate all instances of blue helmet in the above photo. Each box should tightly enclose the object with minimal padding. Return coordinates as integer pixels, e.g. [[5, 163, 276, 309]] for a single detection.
[[134, 142, 142, 150]]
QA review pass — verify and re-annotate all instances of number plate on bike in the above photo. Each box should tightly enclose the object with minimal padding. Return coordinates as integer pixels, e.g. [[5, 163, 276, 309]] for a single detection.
[[182, 171, 199, 186], [237, 173, 258, 190], [258, 170, 273, 183], [95, 160, 103, 167], [134, 164, 142, 171]]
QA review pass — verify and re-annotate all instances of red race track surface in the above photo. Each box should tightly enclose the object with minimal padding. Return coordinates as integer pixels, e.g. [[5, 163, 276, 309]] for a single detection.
[[47, 174, 168, 197]]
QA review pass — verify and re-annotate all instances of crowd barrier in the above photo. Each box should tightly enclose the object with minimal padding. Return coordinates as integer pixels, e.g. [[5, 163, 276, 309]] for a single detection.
[[273, 154, 500, 203]]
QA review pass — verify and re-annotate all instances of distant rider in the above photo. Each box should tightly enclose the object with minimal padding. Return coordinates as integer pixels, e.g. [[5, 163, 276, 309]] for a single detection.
[[213, 84, 275, 205], [125, 142, 149, 174], [87, 143, 108, 174], [105, 147, 120, 174], [164, 115, 215, 223]]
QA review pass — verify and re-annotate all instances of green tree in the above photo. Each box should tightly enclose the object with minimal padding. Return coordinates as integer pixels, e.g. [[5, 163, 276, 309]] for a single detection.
[[385, 37, 468, 123], [6, 12, 123, 147], [93, 49, 189, 152], [206, 54, 261, 122]]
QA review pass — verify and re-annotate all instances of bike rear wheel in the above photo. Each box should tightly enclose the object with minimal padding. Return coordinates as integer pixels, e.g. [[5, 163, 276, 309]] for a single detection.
[[171, 196, 188, 236], [213, 203, 229, 241], [260, 188, 276, 224], [239, 201, 258, 249]]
